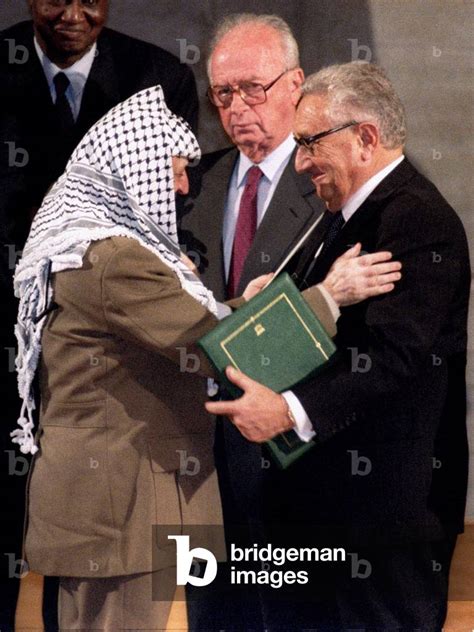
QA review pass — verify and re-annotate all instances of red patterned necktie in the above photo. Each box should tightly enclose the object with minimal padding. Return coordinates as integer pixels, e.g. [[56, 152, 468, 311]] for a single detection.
[[227, 165, 263, 298]]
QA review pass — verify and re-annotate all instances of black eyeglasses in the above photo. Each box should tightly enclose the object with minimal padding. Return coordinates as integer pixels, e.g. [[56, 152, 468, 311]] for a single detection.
[[207, 70, 289, 109], [294, 121, 359, 152]]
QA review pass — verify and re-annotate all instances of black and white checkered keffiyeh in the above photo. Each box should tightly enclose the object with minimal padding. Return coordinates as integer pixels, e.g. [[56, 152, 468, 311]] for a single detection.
[[12, 85, 218, 455]]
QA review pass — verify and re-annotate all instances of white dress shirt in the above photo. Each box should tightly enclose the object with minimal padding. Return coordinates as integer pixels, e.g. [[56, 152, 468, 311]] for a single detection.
[[34, 37, 97, 121], [223, 134, 296, 279], [285, 155, 405, 441]]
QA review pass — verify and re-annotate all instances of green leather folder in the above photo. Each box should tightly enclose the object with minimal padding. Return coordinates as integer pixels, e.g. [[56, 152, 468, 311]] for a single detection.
[[198, 273, 336, 469]]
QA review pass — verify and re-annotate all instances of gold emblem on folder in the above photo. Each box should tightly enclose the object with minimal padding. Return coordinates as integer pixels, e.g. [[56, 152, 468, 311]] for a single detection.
[[254, 324, 265, 336]]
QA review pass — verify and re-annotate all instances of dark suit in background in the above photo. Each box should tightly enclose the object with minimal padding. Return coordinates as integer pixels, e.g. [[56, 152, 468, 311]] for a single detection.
[[180, 145, 324, 530], [263, 158, 470, 630], [0, 20, 198, 629], [1, 21, 198, 216], [179, 144, 324, 631]]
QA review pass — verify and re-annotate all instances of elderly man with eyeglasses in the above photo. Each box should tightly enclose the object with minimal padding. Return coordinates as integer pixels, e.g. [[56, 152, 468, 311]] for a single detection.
[[179, 13, 343, 630], [180, 13, 324, 539], [181, 14, 322, 296]]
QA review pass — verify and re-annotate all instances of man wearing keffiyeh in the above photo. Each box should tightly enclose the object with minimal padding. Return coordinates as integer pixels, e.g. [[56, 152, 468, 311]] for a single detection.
[[13, 85, 215, 455], [12, 85, 231, 629]]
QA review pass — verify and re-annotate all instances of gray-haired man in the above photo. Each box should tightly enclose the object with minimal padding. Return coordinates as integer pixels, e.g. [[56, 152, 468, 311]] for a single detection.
[[179, 18, 327, 593]]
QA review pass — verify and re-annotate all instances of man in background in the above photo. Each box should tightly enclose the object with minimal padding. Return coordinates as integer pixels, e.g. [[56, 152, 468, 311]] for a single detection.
[[208, 61, 470, 631], [0, 1, 198, 628], [179, 8, 326, 561], [1, 0, 198, 234], [179, 14, 331, 629]]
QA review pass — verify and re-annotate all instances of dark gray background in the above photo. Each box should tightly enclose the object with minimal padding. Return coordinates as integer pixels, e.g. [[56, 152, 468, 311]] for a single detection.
[[1, 0, 473, 516]]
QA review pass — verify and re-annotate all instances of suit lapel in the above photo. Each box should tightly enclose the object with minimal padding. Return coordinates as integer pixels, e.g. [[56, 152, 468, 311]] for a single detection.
[[290, 210, 334, 286], [237, 149, 325, 293], [192, 148, 238, 301], [14, 26, 55, 119], [332, 158, 418, 252], [76, 30, 121, 131]]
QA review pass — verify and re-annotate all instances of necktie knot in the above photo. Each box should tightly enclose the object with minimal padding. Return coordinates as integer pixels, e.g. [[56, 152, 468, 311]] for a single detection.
[[319, 210, 345, 257], [54, 72, 70, 99], [245, 165, 263, 189], [328, 210, 345, 232]]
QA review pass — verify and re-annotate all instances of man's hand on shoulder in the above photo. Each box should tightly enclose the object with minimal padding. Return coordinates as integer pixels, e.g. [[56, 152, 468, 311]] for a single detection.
[[322, 243, 402, 307]]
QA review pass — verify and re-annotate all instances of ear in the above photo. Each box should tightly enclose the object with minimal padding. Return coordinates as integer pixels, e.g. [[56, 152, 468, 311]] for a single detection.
[[294, 144, 314, 175], [358, 122, 379, 160], [289, 67, 305, 106]]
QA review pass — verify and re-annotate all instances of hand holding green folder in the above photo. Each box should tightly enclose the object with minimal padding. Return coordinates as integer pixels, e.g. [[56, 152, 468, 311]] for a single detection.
[[198, 273, 336, 469]]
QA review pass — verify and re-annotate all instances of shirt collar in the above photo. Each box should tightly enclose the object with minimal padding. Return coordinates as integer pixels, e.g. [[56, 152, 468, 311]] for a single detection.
[[342, 155, 405, 222], [236, 133, 295, 187], [34, 36, 97, 98]]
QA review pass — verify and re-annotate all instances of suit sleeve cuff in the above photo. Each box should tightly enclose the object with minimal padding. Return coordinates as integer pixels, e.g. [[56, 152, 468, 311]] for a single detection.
[[316, 283, 341, 322], [216, 302, 232, 320], [282, 391, 316, 442]]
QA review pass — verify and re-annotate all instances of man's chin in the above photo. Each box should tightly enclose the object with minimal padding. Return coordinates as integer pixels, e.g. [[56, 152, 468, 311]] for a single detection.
[[50, 33, 95, 58], [234, 137, 271, 162], [233, 130, 260, 145], [54, 41, 88, 54], [315, 183, 339, 210]]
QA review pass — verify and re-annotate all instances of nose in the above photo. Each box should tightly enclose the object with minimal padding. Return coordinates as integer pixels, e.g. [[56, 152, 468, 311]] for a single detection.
[[60, 0, 86, 23], [229, 90, 250, 115], [175, 172, 189, 196], [294, 145, 313, 174]]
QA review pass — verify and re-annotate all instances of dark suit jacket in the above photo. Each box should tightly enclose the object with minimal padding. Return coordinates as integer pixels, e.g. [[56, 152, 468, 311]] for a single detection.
[[179, 145, 326, 521], [278, 159, 470, 545]]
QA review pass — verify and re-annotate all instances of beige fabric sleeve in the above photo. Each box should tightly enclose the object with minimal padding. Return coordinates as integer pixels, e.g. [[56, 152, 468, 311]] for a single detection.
[[102, 240, 218, 376], [301, 285, 337, 338]]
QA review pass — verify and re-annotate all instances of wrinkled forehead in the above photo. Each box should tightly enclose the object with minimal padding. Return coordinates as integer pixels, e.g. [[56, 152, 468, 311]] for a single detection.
[[210, 25, 286, 85], [294, 94, 331, 135]]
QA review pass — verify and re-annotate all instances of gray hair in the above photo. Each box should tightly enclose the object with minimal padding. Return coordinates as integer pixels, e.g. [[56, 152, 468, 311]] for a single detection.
[[302, 62, 407, 149], [207, 13, 300, 81]]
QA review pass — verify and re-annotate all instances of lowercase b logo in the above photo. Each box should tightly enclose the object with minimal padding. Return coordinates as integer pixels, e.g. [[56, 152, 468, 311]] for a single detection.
[[168, 535, 217, 587]]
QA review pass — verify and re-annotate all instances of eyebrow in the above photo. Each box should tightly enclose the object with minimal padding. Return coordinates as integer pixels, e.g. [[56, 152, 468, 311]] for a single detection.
[[213, 74, 263, 85]]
